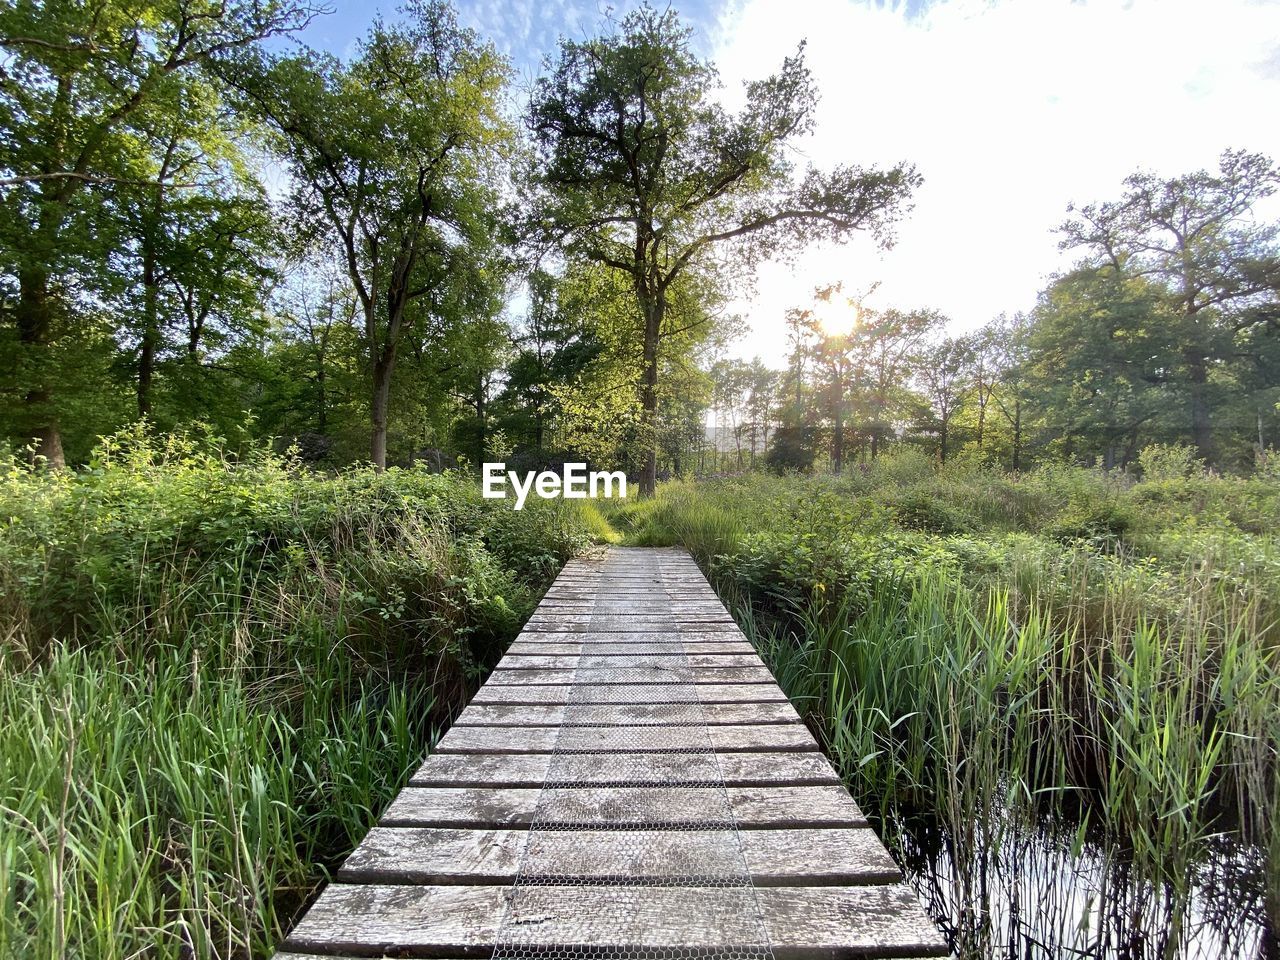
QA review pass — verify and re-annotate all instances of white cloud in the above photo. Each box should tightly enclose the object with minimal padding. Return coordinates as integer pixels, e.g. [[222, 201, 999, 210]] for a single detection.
[[707, 0, 1280, 364]]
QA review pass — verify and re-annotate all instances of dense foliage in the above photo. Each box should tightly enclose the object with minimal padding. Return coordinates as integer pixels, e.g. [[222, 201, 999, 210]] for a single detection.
[[0, 428, 593, 958], [1, 3, 1276, 475], [607, 457, 1280, 957]]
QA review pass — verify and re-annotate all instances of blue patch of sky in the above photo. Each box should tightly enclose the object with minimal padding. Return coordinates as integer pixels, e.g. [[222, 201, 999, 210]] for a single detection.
[[283, 0, 725, 70]]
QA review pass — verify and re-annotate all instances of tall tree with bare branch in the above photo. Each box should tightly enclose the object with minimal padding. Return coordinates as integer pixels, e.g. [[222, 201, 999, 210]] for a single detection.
[[525, 5, 920, 494]]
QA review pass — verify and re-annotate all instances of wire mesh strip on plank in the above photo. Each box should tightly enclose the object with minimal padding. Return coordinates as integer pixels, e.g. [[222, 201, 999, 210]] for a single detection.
[[491, 550, 775, 960]]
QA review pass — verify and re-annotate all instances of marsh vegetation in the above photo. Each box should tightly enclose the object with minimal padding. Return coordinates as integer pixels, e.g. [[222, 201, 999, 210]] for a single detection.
[[606, 455, 1280, 957], [0, 430, 590, 957]]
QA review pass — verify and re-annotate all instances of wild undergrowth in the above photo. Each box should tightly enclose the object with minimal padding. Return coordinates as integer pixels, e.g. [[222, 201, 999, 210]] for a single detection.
[[0, 426, 593, 959], [606, 452, 1280, 957]]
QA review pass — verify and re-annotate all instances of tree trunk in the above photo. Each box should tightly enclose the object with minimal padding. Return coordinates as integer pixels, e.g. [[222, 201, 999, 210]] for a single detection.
[[638, 294, 662, 496], [1122, 427, 1140, 469], [939, 418, 948, 464], [371, 344, 397, 471], [832, 369, 845, 473], [16, 265, 65, 468], [1012, 399, 1022, 472], [1185, 351, 1214, 463], [138, 142, 175, 421], [316, 358, 327, 432], [475, 377, 487, 462], [138, 239, 159, 419]]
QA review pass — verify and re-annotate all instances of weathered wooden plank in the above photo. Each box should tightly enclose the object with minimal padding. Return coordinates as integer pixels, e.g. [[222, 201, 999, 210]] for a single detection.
[[514, 630, 746, 644], [521, 616, 736, 632], [381, 785, 870, 830], [435, 722, 816, 754], [507, 640, 757, 656], [381, 787, 543, 828], [541, 589, 713, 598], [523, 613, 731, 625], [453, 701, 800, 726], [338, 827, 899, 886], [760, 886, 952, 957], [574, 653, 761, 668], [482, 666, 776, 685], [587, 599, 726, 608], [493, 653, 763, 670], [408, 751, 838, 788], [281, 883, 949, 957], [535, 601, 727, 609], [490, 654, 580, 669], [471, 682, 786, 705]]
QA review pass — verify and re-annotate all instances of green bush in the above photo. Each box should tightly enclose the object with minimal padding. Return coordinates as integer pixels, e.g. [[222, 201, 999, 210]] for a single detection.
[[1138, 442, 1205, 481], [882, 485, 977, 534], [0, 427, 594, 958]]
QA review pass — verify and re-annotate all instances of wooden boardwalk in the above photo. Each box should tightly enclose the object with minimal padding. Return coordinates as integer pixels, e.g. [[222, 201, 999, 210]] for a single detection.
[[275, 547, 948, 959]]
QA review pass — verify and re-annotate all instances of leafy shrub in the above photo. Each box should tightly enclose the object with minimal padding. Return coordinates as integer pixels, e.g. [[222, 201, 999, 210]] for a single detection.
[[0, 427, 594, 958], [1044, 498, 1133, 543], [863, 447, 935, 487], [1138, 442, 1205, 482], [882, 485, 977, 534]]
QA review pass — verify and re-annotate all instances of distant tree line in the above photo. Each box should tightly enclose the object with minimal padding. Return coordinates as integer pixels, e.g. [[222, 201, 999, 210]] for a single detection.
[[2, 3, 1276, 476], [733, 149, 1279, 475]]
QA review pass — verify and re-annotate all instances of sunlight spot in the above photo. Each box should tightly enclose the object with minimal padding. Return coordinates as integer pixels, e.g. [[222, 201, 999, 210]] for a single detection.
[[815, 294, 860, 339]]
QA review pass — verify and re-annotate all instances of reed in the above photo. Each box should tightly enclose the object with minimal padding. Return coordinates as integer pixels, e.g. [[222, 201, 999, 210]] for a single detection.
[[0, 429, 592, 958], [626, 464, 1280, 957]]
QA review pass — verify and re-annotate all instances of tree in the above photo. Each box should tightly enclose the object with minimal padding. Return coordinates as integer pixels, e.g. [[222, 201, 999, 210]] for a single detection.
[[917, 334, 972, 464], [0, 0, 317, 465], [709, 358, 752, 470], [990, 312, 1034, 471], [111, 86, 278, 421], [500, 268, 601, 453], [803, 288, 934, 469], [1060, 149, 1280, 463], [969, 320, 1005, 452], [525, 5, 919, 493], [768, 306, 820, 472], [1026, 267, 1175, 467], [232, 1, 512, 469], [742, 359, 778, 466], [852, 307, 940, 459], [803, 295, 858, 472]]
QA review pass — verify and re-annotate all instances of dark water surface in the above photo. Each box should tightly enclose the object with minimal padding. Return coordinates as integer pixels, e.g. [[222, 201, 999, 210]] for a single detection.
[[876, 805, 1272, 959]]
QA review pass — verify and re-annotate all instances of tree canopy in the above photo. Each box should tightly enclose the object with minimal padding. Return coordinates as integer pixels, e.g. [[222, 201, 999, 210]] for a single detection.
[[523, 5, 920, 491], [0, 4, 1276, 479]]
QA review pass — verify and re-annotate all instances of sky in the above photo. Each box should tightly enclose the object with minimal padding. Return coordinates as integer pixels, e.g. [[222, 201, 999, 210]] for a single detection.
[[294, 0, 1280, 365]]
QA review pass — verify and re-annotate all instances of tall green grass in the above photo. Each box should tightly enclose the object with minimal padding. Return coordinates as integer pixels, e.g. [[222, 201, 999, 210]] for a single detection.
[[0, 427, 593, 958], [620, 461, 1280, 957]]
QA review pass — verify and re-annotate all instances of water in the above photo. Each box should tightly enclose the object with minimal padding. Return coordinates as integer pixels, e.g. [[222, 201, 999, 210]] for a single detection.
[[879, 805, 1273, 959]]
